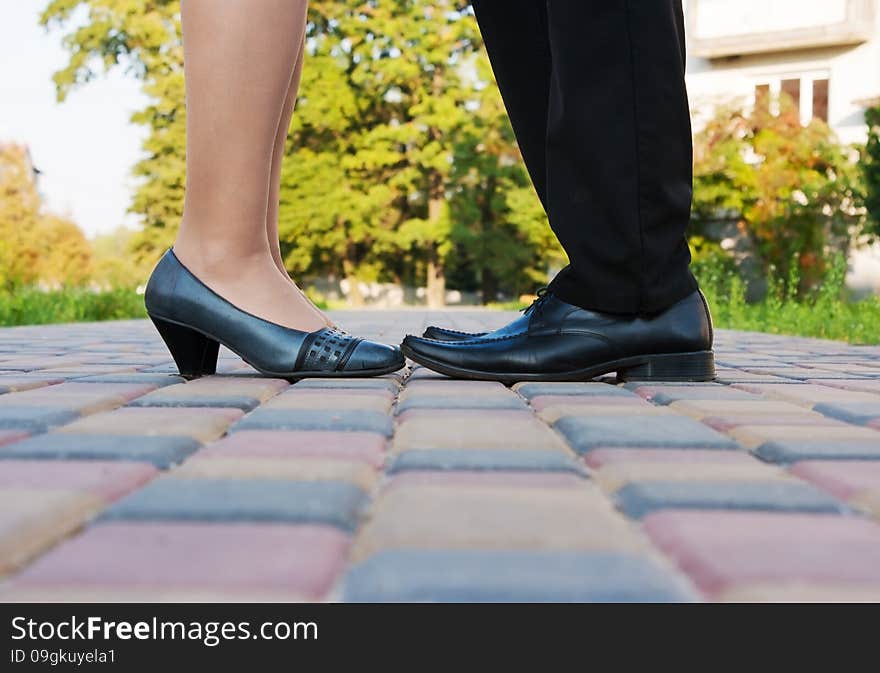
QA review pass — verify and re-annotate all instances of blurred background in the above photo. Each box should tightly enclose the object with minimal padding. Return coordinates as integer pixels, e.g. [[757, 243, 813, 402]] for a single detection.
[[1, 0, 879, 342]]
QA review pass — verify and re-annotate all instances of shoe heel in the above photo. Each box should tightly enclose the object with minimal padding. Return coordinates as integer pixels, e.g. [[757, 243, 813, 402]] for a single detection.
[[150, 316, 219, 379], [618, 351, 715, 382]]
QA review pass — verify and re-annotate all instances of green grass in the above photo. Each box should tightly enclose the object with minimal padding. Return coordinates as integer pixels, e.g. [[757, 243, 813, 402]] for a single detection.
[[0, 287, 146, 326]]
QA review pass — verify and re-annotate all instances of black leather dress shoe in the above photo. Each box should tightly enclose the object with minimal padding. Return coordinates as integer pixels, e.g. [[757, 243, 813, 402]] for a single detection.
[[402, 290, 715, 383], [145, 249, 404, 379], [421, 289, 553, 342]]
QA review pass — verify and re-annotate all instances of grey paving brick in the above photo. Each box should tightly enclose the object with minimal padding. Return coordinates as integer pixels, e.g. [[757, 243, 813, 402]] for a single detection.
[[0, 433, 200, 469], [634, 386, 761, 405], [396, 395, 526, 413], [343, 550, 695, 602], [515, 383, 636, 399], [813, 402, 880, 425], [74, 373, 187, 387], [614, 481, 851, 519], [232, 409, 393, 436], [754, 440, 880, 464], [100, 478, 367, 531], [387, 449, 586, 475], [292, 379, 399, 393], [0, 407, 79, 432], [127, 394, 261, 411], [555, 415, 739, 453]]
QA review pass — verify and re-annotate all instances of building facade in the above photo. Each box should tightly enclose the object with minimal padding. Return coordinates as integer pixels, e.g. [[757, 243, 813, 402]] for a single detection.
[[684, 0, 880, 294]]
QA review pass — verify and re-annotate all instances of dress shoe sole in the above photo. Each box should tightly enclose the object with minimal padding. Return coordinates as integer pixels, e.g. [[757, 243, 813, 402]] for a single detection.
[[152, 314, 404, 380], [401, 344, 715, 383]]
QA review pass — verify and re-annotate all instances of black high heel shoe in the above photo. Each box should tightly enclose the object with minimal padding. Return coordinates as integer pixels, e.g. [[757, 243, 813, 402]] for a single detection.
[[144, 249, 404, 379]]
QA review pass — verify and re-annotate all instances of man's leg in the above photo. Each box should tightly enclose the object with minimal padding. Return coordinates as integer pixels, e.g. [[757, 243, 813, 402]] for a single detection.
[[543, 0, 697, 314], [470, 0, 551, 209]]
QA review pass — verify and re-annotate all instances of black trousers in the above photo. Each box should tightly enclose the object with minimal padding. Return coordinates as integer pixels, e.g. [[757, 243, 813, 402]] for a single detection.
[[471, 0, 697, 315]]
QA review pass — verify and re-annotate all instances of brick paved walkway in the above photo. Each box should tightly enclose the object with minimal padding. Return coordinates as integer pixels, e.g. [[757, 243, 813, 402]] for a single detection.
[[0, 310, 879, 602]]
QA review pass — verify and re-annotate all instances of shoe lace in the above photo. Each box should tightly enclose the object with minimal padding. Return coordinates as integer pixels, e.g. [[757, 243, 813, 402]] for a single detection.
[[521, 287, 551, 318]]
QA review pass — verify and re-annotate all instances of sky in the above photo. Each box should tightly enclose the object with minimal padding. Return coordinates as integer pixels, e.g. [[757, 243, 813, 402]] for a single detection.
[[0, 1, 149, 238]]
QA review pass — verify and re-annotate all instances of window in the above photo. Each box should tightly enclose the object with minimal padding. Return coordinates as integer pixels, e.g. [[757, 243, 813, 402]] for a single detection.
[[812, 78, 829, 122], [780, 78, 801, 115]]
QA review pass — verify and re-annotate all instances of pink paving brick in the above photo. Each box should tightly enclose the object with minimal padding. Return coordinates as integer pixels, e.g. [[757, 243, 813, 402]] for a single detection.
[[0, 430, 29, 447], [199, 430, 387, 468], [643, 511, 880, 597], [806, 379, 880, 394], [386, 471, 588, 490], [403, 380, 507, 393], [701, 414, 845, 432], [584, 449, 760, 469], [790, 461, 880, 500], [528, 395, 649, 413], [0, 461, 157, 502], [8, 522, 350, 600]]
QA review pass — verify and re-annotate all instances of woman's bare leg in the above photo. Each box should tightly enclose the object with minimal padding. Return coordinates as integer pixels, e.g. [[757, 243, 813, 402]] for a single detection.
[[174, 0, 326, 331], [265, 33, 332, 326]]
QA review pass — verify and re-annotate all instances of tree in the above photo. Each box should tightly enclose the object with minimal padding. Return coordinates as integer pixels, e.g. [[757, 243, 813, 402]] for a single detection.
[[0, 143, 92, 289], [864, 103, 880, 238], [691, 96, 864, 294]]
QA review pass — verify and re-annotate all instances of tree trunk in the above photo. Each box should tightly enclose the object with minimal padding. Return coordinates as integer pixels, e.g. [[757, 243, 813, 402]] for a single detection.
[[426, 243, 446, 308], [342, 258, 365, 308], [481, 267, 497, 305]]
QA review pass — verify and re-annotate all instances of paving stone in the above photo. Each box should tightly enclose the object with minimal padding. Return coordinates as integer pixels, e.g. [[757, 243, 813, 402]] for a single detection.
[[643, 511, 880, 597], [172, 457, 378, 491], [0, 461, 157, 501], [668, 399, 816, 419], [631, 385, 761, 405], [513, 382, 636, 399], [393, 415, 569, 452], [0, 489, 103, 575], [732, 383, 880, 408], [402, 380, 508, 395], [0, 382, 157, 414], [854, 491, 880, 518], [717, 582, 880, 602], [387, 449, 584, 474], [264, 390, 393, 414], [351, 485, 645, 560], [199, 430, 386, 468], [538, 404, 674, 424], [0, 430, 28, 447], [0, 376, 65, 393], [790, 461, 880, 500], [232, 409, 393, 437], [614, 481, 848, 519], [730, 424, 880, 450], [555, 415, 738, 453], [813, 401, 880, 425], [755, 440, 880, 463], [292, 378, 399, 393], [812, 379, 880, 395], [528, 395, 650, 413], [58, 407, 243, 442], [3, 522, 349, 601], [595, 462, 791, 493], [0, 434, 200, 469], [100, 478, 367, 531], [585, 448, 759, 469], [386, 471, 587, 490], [128, 376, 288, 410], [397, 395, 527, 412], [0, 407, 79, 433], [73, 373, 187, 387], [343, 550, 694, 602], [702, 413, 846, 432]]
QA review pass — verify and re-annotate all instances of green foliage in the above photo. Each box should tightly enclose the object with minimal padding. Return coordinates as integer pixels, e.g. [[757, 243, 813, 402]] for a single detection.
[[0, 287, 146, 326], [695, 253, 880, 345], [864, 104, 880, 236], [691, 98, 865, 294]]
